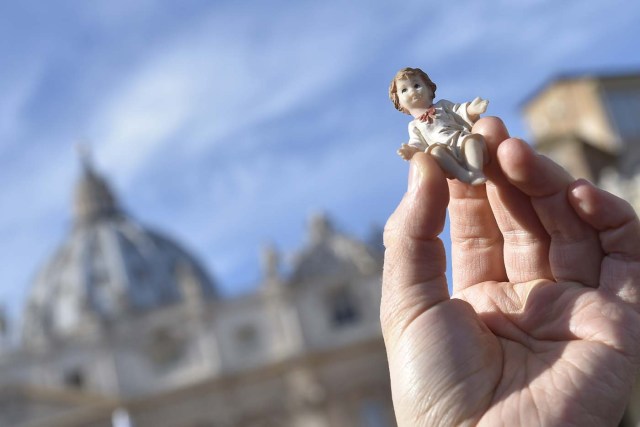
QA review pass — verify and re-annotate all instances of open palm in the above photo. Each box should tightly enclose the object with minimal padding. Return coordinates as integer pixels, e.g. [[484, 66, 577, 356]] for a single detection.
[[381, 118, 640, 426]]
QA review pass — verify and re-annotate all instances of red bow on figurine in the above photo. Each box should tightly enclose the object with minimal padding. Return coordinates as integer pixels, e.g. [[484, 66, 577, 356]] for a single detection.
[[418, 106, 437, 124]]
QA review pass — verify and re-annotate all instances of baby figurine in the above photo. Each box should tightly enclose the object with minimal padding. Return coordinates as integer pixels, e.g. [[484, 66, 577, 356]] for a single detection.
[[389, 67, 489, 185]]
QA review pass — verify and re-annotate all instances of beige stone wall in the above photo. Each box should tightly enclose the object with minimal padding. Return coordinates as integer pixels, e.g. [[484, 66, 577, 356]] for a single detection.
[[123, 339, 393, 427], [524, 78, 620, 154]]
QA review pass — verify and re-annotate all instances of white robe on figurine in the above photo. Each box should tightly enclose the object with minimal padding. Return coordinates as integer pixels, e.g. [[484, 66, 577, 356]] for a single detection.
[[406, 99, 487, 164]]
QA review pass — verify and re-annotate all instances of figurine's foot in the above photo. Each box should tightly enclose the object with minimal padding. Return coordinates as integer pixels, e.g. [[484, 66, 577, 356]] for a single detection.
[[469, 173, 487, 186]]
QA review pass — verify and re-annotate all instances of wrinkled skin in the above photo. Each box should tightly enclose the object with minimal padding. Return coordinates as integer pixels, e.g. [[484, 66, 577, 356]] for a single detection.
[[381, 118, 640, 426]]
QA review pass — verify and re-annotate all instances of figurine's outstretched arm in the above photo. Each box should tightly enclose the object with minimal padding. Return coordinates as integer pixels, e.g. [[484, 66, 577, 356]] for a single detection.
[[466, 97, 489, 121]]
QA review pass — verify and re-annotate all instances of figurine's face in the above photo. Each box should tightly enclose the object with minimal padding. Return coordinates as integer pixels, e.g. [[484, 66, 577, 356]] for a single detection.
[[396, 76, 434, 112]]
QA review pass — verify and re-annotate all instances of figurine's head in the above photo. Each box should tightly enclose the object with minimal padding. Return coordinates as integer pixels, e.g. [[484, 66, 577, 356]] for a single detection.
[[389, 67, 437, 115]]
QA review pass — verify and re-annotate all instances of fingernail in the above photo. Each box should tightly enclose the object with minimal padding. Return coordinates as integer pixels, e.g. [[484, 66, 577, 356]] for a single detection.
[[570, 178, 593, 194], [408, 158, 422, 193], [569, 179, 594, 215]]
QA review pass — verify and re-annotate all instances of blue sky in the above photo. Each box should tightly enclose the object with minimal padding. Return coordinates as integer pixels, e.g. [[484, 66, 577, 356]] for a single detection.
[[1, 0, 639, 324]]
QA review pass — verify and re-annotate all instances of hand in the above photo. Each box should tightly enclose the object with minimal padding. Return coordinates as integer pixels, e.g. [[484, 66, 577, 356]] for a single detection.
[[467, 97, 489, 118], [398, 143, 421, 161], [381, 117, 640, 426]]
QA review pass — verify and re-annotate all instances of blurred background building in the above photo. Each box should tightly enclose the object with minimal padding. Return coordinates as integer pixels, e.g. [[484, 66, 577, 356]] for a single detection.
[[523, 71, 640, 427], [523, 72, 640, 213], [0, 158, 391, 427]]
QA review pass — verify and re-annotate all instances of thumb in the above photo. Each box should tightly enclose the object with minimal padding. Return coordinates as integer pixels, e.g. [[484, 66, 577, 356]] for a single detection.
[[381, 152, 450, 343]]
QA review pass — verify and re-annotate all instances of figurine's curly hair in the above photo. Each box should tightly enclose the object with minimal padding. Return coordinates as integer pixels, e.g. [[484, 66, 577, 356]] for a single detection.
[[389, 67, 437, 115]]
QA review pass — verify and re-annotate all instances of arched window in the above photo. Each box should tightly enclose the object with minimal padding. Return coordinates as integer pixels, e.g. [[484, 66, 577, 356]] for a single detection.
[[235, 324, 260, 352], [327, 287, 359, 328], [64, 367, 85, 389]]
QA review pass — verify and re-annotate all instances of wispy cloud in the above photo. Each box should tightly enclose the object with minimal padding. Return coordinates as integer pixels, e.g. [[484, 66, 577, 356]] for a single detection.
[[1, 0, 639, 317], [87, 2, 397, 185]]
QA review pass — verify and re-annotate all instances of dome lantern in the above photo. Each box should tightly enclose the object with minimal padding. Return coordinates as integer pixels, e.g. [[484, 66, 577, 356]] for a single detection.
[[73, 147, 120, 224]]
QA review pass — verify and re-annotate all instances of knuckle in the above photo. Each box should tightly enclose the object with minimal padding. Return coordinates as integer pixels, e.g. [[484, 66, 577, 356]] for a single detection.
[[383, 210, 405, 249]]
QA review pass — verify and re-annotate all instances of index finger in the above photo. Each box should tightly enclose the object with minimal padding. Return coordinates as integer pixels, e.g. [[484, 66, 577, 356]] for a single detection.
[[381, 153, 450, 342]]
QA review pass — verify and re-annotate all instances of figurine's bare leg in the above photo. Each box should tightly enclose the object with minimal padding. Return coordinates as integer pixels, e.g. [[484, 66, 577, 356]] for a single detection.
[[429, 146, 475, 183], [461, 135, 487, 185]]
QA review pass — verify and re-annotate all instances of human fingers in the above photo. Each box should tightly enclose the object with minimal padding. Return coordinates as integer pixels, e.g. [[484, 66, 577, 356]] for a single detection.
[[473, 118, 553, 284], [569, 179, 640, 306], [498, 139, 602, 287], [448, 179, 506, 292], [381, 152, 450, 343]]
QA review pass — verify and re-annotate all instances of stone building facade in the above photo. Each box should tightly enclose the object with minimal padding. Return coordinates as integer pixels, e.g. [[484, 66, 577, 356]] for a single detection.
[[0, 159, 393, 427], [522, 72, 640, 212]]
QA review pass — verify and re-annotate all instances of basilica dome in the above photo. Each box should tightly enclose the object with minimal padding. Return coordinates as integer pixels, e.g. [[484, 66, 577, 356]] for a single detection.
[[22, 159, 217, 347]]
